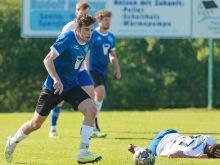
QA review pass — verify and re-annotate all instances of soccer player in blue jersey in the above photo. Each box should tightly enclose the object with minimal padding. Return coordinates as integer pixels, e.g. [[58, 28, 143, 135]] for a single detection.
[[4, 14, 102, 164], [49, 1, 96, 138], [89, 10, 121, 137], [49, 2, 107, 139]]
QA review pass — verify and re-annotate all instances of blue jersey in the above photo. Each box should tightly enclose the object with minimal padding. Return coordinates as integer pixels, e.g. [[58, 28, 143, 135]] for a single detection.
[[43, 31, 90, 92], [89, 28, 116, 75]]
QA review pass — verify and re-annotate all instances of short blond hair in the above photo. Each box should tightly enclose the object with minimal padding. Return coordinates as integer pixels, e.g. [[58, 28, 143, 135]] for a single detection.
[[96, 10, 112, 22], [76, 2, 90, 11]]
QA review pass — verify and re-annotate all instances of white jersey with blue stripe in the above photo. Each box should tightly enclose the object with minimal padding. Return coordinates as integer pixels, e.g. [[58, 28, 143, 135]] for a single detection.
[[61, 20, 75, 34], [89, 28, 116, 75], [43, 30, 90, 92], [156, 133, 216, 156]]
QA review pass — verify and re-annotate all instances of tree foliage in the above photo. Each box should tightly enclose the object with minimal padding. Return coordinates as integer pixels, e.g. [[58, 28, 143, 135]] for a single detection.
[[1, 1, 220, 111]]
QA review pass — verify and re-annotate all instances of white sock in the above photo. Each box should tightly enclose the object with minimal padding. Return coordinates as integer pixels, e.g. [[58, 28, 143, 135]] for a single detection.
[[93, 125, 97, 131], [50, 126, 56, 132], [95, 100, 103, 117], [79, 125, 93, 155], [10, 128, 27, 144]]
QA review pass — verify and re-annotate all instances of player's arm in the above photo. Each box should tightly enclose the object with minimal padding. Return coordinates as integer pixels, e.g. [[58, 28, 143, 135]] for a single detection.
[[109, 50, 121, 79], [85, 50, 90, 72], [167, 150, 208, 158], [43, 50, 63, 94]]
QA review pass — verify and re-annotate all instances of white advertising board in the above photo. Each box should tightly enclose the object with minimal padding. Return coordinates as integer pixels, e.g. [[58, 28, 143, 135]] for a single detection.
[[22, 0, 220, 38], [192, 0, 220, 38]]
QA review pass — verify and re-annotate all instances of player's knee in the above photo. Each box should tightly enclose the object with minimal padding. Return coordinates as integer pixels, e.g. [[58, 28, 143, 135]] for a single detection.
[[95, 87, 105, 100], [87, 106, 97, 118], [97, 91, 105, 100]]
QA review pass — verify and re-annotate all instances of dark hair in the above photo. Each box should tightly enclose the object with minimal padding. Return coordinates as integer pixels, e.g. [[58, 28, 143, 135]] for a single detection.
[[96, 10, 112, 22], [205, 144, 220, 158], [77, 14, 96, 28]]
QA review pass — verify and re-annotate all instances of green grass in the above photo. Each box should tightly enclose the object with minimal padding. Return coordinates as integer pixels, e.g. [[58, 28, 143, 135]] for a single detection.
[[0, 109, 220, 165]]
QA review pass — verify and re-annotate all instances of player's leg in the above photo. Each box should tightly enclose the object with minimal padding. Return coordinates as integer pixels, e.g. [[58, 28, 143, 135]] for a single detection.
[[4, 112, 47, 162], [4, 89, 63, 163], [94, 117, 100, 132], [81, 85, 94, 99], [78, 70, 105, 137], [65, 86, 102, 164], [94, 85, 105, 119], [49, 101, 64, 138], [90, 71, 107, 137], [92, 85, 107, 137], [78, 70, 97, 135], [78, 99, 102, 164]]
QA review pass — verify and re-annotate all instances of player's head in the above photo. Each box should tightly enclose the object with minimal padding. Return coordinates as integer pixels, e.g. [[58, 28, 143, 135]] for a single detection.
[[76, 2, 90, 17], [96, 10, 112, 30], [76, 14, 96, 42], [204, 144, 220, 158]]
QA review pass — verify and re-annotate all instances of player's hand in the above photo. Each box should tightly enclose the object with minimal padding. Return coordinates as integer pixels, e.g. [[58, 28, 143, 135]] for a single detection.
[[53, 79, 63, 95], [113, 70, 121, 80]]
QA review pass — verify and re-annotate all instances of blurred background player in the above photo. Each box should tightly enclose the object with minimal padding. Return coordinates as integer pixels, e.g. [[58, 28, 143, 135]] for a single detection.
[[49, 2, 101, 138], [5, 14, 102, 164], [128, 129, 220, 159], [89, 9, 121, 137]]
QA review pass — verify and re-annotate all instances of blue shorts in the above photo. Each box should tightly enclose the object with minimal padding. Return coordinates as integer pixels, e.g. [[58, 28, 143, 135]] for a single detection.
[[77, 70, 94, 87], [148, 129, 178, 156]]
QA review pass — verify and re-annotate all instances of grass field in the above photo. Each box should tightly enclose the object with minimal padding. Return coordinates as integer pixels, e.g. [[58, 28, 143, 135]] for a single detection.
[[1, 109, 220, 165]]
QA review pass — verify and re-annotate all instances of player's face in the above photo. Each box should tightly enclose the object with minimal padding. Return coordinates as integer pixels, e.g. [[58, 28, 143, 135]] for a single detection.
[[76, 8, 90, 17], [99, 17, 111, 30], [78, 24, 94, 42]]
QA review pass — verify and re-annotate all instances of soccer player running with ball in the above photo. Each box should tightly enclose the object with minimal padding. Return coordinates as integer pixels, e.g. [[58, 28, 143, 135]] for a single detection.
[[49, 2, 107, 139], [49, 2, 95, 138], [89, 10, 121, 137], [4, 14, 102, 164]]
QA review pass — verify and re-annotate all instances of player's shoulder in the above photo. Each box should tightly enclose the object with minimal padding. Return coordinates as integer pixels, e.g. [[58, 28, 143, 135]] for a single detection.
[[92, 28, 99, 36], [91, 29, 100, 41], [57, 31, 74, 42], [107, 32, 115, 44], [60, 31, 73, 37], [108, 31, 115, 37], [107, 31, 116, 42]]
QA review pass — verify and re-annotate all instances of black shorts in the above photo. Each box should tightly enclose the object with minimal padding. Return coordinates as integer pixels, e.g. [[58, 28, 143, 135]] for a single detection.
[[90, 71, 107, 88], [35, 86, 90, 116]]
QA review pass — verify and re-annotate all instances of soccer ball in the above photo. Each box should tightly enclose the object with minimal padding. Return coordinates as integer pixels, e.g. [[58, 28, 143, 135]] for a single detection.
[[133, 148, 155, 165]]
